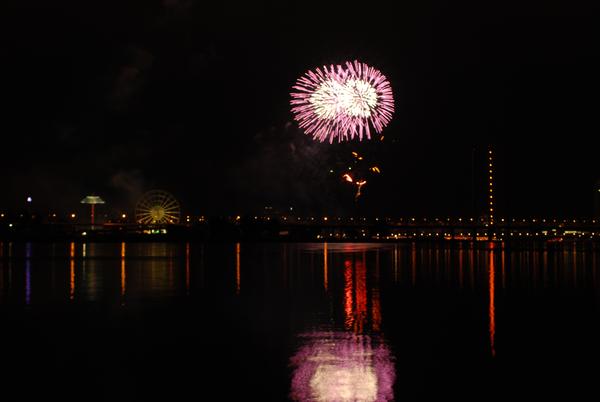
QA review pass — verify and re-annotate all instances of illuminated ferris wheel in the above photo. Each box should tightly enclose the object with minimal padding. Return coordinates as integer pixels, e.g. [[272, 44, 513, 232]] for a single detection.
[[135, 190, 181, 224]]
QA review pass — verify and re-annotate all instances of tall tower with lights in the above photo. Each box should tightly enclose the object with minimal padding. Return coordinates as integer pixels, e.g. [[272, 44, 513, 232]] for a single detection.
[[488, 146, 494, 226]]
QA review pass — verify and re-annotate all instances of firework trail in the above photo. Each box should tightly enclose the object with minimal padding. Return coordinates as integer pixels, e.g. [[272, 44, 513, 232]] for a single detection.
[[291, 61, 394, 143], [355, 180, 367, 200], [337, 151, 381, 201]]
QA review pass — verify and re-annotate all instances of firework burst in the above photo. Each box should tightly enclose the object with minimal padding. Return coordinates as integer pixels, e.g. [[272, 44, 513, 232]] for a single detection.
[[291, 61, 394, 143]]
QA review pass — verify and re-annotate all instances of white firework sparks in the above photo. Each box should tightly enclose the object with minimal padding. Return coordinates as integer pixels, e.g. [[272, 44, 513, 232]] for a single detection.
[[291, 61, 394, 143]]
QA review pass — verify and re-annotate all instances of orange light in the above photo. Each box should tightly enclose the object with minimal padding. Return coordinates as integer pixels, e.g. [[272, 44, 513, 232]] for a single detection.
[[354, 180, 367, 200], [372, 277, 382, 332], [489, 244, 496, 357], [70, 259, 75, 300], [354, 258, 367, 334], [120, 242, 126, 299], [344, 260, 353, 330], [69, 241, 75, 300], [342, 173, 353, 183]]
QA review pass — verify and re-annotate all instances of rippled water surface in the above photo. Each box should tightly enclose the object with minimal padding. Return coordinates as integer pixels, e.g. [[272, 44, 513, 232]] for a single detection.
[[1, 241, 599, 401]]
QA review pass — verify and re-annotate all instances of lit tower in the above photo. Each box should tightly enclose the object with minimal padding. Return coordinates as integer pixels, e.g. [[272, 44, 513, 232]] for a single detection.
[[80, 195, 106, 226], [488, 147, 494, 226]]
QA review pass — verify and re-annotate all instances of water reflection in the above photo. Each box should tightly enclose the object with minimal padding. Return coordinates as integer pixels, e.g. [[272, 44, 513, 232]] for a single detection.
[[121, 242, 126, 303], [343, 260, 354, 330], [323, 242, 328, 291], [185, 242, 190, 296], [290, 332, 395, 402], [393, 244, 398, 283], [459, 243, 464, 289], [290, 244, 394, 401], [8, 243, 11, 296], [235, 242, 241, 295], [411, 242, 416, 286], [1, 240, 600, 400], [489, 243, 496, 357], [69, 242, 75, 300], [0, 242, 3, 299], [346, 257, 368, 333], [0, 242, 203, 303], [502, 246, 506, 289], [0, 241, 599, 301], [83, 243, 101, 302], [25, 242, 31, 305], [372, 251, 382, 333]]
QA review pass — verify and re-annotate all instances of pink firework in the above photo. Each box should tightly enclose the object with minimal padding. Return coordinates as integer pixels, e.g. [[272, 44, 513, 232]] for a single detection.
[[290, 60, 394, 143]]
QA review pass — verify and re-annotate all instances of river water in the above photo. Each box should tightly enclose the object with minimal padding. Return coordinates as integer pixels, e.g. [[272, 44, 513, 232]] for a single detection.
[[1, 241, 599, 401]]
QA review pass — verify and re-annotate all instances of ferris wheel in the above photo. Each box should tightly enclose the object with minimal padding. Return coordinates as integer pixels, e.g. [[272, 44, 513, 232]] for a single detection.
[[135, 190, 181, 224]]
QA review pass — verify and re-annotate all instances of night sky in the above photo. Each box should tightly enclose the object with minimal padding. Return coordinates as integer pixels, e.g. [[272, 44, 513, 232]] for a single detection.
[[1, 1, 599, 218]]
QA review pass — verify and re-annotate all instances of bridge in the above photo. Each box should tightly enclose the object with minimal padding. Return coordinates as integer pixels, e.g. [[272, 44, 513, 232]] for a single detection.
[[2, 214, 599, 242]]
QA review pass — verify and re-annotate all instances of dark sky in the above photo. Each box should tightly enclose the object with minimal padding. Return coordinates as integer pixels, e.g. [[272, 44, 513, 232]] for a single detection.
[[1, 0, 599, 218]]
